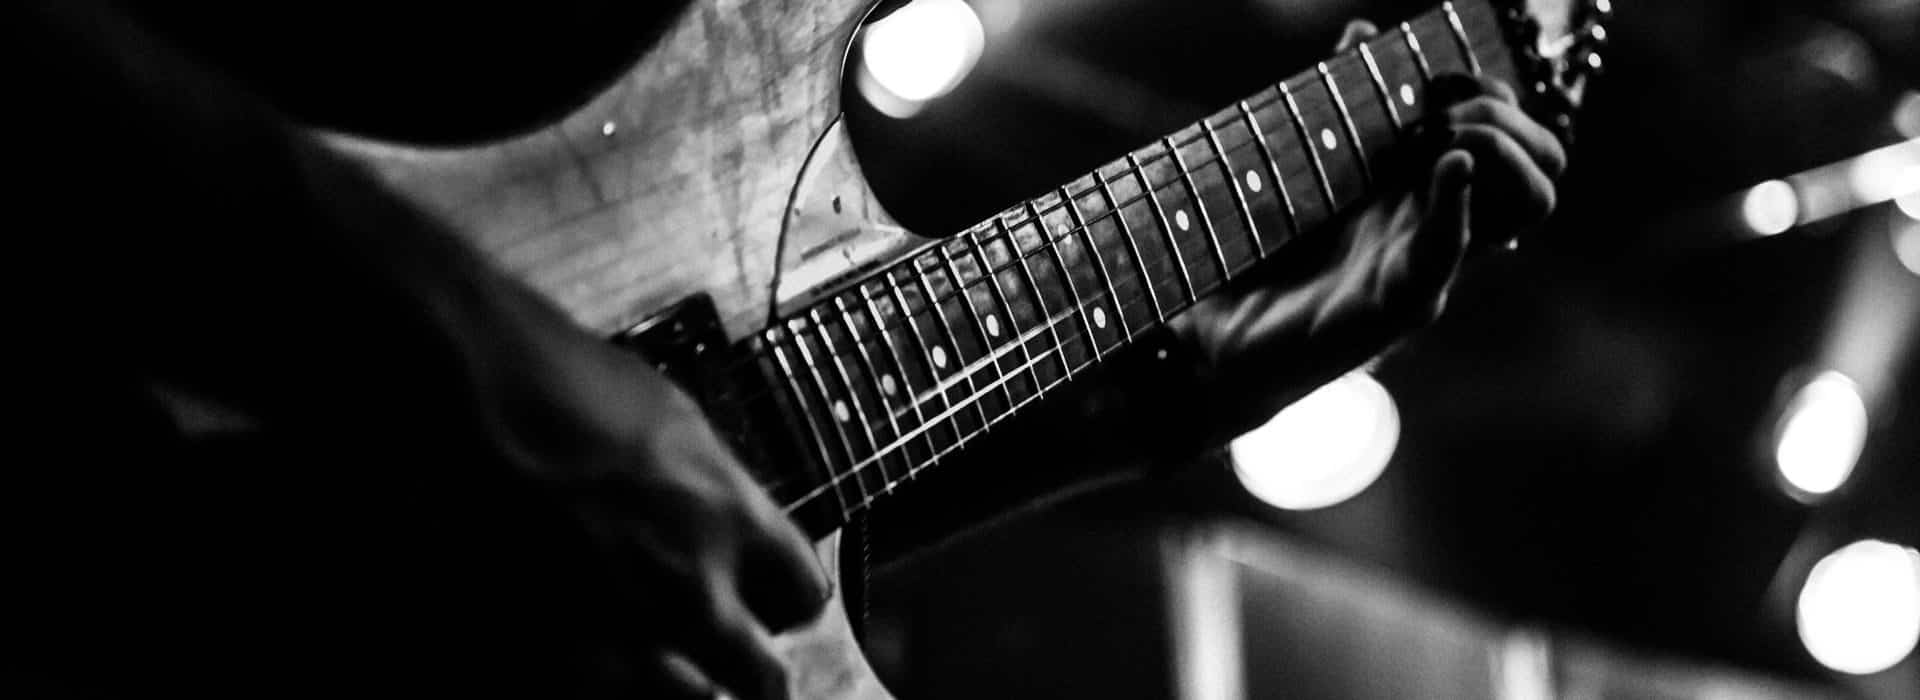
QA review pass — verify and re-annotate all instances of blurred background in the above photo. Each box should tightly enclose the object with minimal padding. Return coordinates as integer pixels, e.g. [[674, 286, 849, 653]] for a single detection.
[[839, 0, 1920, 698]]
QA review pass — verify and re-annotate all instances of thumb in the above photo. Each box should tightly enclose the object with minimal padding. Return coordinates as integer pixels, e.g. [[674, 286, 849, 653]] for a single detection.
[[1396, 150, 1474, 318]]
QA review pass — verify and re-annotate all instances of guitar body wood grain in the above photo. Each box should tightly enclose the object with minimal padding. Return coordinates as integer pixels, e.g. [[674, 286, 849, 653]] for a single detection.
[[326, 1, 902, 697]]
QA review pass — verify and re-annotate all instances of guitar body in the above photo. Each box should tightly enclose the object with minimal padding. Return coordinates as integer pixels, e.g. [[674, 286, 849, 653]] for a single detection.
[[327, 1, 908, 697]]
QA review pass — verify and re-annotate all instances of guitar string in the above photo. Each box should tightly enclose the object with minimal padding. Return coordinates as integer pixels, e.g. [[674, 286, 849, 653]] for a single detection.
[[729, 16, 1485, 512], [762, 62, 1429, 510], [744, 73, 1403, 431], [775, 50, 1499, 514], [781, 275, 1166, 514], [723, 16, 1476, 393]]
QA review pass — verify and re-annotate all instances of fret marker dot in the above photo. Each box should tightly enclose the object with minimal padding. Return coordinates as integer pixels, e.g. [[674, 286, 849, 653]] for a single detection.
[[985, 314, 1001, 337], [1320, 128, 1339, 151], [1092, 307, 1108, 329], [832, 400, 851, 423], [1175, 209, 1191, 231], [1245, 170, 1263, 193], [932, 346, 948, 369], [600, 121, 617, 136], [881, 374, 898, 396], [1399, 84, 1416, 106]]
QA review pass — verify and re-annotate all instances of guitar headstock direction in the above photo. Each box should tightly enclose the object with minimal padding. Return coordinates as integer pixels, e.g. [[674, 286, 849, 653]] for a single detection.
[[1501, 0, 1613, 143]]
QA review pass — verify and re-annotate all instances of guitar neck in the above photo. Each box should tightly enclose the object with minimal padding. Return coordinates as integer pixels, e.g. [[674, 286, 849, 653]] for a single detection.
[[755, 0, 1522, 535]]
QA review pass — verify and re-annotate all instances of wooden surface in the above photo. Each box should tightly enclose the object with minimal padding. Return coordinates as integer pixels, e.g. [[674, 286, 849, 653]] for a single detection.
[[328, 0, 881, 340]]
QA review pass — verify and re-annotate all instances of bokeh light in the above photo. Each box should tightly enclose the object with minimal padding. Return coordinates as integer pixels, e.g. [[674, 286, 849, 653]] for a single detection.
[[1849, 150, 1919, 205], [1742, 179, 1799, 236], [1797, 540, 1920, 675], [1895, 91, 1920, 140], [1895, 220, 1920, 276], [1231, 371, 1400, 511], [1773, 371, 1867, 498], [859, 0, 986, 118]]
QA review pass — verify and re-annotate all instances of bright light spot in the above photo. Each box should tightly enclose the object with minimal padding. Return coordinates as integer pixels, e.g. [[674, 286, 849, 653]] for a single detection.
[[600, 121, 617, 137], [1774, 371, 1868, 498], [859, 0, 985, 118], [1850, 151, 1919, 204], [1894, 92, 1920, 140], [1742, 180, 1799, 236], [1900, 190, 1920, 221], [1231, 371, 1399, 511], [1798, 540, 1920, 675], [1895, 222, 1920, 276]]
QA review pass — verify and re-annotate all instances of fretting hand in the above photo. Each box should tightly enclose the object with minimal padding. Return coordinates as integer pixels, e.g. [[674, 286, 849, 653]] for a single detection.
[[1167, 21, 1566, 441]]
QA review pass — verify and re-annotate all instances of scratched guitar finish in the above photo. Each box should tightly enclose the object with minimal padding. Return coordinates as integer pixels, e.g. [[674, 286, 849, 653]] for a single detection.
[[328, 1, 1603, 697]]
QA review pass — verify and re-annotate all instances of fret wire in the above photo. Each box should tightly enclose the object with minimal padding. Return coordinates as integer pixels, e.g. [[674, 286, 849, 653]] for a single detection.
[[1060, 186, 1132, 341], [992, 217, 1076, 379], [962, 226, 1046, 391], [882, 271, 977, 437], [787, 245, 1192, 513], [1279, 81, 1338, 210], [878, 279, 1114, 429], [837, 295, 934, 478], [765, 332, 852, 517], [906, 261, 994, 427], [1401, 22, 1434, 83], [935, 244, 1019, 410], [1318, 62, 1374, 188], [1024, 201, 1102, 362], [1162, 136, 1233, 283], [789, 294, 1104, 512], [856, 289, 948, 468], [1127, 154, 1198, 304], [1442, 2, 1483, 76], [807, 308, 895, 493], [785, 320, 871, 503], [1237, 100, 1300, 246], [841, 347, 1087, 515], [1093, 169, 1165, 323], [1357, 43, 1404, 132], [1199, 121, 1265, 261]]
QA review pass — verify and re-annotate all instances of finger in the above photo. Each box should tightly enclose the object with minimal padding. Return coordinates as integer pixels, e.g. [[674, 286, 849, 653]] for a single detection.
[[1448, 124, 1557, 228], [1395, 149, 1475, 319], [1335, 20, 1381, 52], [1470, 75, 1520, 105], [738, 503, 831, 633], [680, 587, 791, 700], [624, 650, 720, 700], [1446, 97, 1567, 178]]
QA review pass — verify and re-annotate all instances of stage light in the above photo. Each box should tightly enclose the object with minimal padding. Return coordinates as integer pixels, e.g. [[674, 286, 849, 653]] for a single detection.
[[1231, 371, 1400, 511], [1850, 150, 1918, 204], [1742, 180, 1799, 236], [858, 0, 985, 118], [1773, 371, 1867, 498], [1895, 91, 1920, 140], [1895, 221, 1920, 276], [1797, 540, 1920, 675]]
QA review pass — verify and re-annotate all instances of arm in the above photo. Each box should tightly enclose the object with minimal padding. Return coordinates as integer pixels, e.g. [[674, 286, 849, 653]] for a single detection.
[[12, 4, 819, 699]]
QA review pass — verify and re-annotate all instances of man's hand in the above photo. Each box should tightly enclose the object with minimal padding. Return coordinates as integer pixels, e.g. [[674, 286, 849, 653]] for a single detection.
[[475, 300, 832, 700], [1168, 20, 1567, 440]]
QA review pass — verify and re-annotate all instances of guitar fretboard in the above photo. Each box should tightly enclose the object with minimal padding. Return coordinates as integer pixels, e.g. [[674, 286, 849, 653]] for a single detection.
[[760, 0, 1520, 530]]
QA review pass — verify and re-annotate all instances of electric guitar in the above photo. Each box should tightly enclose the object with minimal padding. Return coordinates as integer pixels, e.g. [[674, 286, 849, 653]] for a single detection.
[[326, 0, 1606, 696]]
